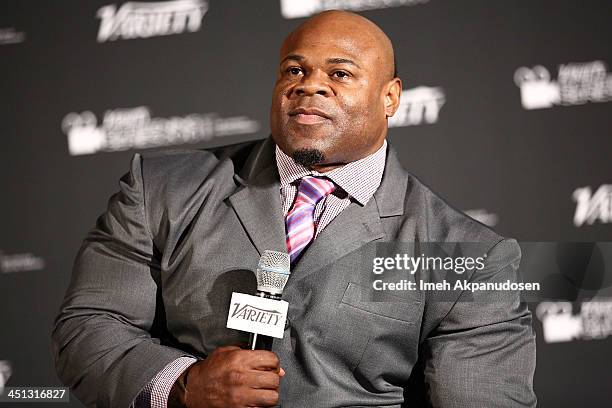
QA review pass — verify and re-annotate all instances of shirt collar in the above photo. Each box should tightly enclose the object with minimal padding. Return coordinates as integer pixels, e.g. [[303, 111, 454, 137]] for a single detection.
[[275, 140, 387, 206]]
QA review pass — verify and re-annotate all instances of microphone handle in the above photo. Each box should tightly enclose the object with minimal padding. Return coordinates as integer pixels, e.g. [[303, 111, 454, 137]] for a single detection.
[[248, 332, 274, 350], [247, 291, 282, 351]]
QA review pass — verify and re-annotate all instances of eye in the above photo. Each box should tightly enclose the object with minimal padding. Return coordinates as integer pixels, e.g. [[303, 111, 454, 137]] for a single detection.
[[287, 67, 303, 76], [332, 70, 350, 79]]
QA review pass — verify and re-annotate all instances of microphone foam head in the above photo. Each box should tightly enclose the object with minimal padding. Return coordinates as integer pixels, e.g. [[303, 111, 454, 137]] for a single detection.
[[256, 250, 291, 295]]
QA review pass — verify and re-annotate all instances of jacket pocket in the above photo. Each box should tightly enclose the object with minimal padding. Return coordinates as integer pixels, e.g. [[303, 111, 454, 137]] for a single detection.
[[340, 282, 421, 324]]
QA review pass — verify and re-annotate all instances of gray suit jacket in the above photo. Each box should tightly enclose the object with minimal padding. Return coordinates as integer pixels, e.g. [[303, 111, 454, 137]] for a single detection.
[[52, 137, 536, 407]]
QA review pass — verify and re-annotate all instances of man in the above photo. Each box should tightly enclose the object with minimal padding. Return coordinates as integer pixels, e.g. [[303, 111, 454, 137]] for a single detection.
[[53, 10, 536, 408]]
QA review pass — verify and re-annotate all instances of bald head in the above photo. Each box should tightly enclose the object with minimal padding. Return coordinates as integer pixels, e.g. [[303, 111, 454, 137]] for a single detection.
[[270, 10, 402, 171], [282, 10, 397, 80]]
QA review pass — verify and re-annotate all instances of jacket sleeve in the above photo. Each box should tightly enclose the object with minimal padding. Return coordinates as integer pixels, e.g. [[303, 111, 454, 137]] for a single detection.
[[423, 239, 537, 407], [52, 153, 195, 408]]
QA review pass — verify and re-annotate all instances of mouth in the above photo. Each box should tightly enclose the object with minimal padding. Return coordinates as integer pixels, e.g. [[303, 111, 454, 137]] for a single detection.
[[288, 107, 331, 125]]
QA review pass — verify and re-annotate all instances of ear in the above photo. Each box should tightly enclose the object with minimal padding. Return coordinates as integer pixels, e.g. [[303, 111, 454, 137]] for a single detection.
[[384, 77, 402, 118]]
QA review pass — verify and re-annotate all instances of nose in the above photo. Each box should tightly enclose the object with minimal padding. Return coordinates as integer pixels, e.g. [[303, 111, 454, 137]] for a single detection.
[[293, 71, 331, 97]]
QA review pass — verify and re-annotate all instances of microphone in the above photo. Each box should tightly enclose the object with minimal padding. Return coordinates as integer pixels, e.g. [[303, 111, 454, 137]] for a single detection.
[[248, 250, 291, 350], [226, 250, 291, 351]]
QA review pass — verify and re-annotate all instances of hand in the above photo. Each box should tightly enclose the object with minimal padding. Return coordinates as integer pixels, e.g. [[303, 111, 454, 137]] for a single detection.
[[170, 346, 285, 408]]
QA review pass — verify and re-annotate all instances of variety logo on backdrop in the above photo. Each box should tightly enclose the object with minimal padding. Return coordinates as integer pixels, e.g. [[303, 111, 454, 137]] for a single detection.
[[536, 301, 612, 343], [0, 27, 26, 45], [96, 0, 208, 42], [280, 0, 429, 19], [388, 86, 445, 127], [0, 361, 12, 394], [62, 106, 260, 156], [0, 251, 45, 274], [573, 185, 612, 227], [514, 60, 612, 110]]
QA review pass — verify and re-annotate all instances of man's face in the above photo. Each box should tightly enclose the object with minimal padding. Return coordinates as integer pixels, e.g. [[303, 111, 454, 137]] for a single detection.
[[270, 19, 398, 170]]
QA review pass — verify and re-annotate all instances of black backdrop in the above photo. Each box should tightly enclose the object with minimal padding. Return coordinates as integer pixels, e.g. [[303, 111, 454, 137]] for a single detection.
[[1, 1, 611, 406]]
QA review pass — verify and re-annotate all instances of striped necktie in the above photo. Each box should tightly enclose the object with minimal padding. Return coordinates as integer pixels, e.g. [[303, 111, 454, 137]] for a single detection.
[[285, 176, 335, 264]]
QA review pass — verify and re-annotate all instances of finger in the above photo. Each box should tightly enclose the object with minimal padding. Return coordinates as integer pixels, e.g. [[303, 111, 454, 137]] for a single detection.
[[226, 341, 248, 349], [244, 350, 280, 371], [245, 370, 281, 390], [245, 389, 280, 407], [279, 367, 285, 377], [217, 345, 242, 353]]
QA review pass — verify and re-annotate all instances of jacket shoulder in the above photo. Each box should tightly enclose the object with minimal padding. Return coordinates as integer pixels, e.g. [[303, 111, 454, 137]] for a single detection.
[[133, 139, 263, 241], [405, 173, 504, 245], [137, 139, 262, 181]]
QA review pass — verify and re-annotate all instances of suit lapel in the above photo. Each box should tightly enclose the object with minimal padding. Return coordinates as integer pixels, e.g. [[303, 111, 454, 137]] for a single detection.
[[228, 139, 287, 255], [291, 197, 384, 277]]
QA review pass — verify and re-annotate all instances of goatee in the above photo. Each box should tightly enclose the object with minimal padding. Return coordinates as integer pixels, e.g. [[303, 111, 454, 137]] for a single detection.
[[292, 149, 325, 168]]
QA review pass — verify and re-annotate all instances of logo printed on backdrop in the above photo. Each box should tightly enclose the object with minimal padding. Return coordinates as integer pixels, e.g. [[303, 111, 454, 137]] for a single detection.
[[0, 251, 45, 274], [0, 361, 12, 394], [96, 0, 208, 42], [280, 0, 429, 19], [536, 301, 612, 343], [62, 106, 260, 156], [514, 61, 612, 110], [388, 86, 445, 127], [573, 185, 612, 227], [0, 27, 26, 45]]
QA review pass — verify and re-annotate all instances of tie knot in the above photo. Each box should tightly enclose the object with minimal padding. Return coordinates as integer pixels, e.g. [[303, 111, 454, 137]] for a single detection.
[[296, 176, 335, 205]]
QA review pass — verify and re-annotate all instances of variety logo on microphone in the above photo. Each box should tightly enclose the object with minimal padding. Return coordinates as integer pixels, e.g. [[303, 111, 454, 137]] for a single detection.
[[62, 106, 260, 156], [230, 304, 283, 327], [514, 60, 612, 110], [227, 293, 289, 339], [96, 0, 208, 42], [388, 86, 446, 127], [573, 184, 612, 227], [280, 0, 430, 19]]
